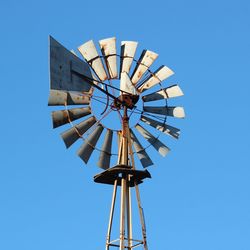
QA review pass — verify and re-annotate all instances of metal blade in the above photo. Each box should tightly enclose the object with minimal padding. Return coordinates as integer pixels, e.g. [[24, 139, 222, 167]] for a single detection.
[[97, 129, 113, 169], [60, 116, 96, 148], [143, 106, 185, 118], [131, 50, 158, 85], [70, 49, 77, 56], [99, 37, 117, 79], [78, 40, 108, 81], [52, 107, 91, 128], [49, 36, 93, 92], [120, 72, 136, 95], [140, 115, 180, 139], [137, 66, 174, 93], [120, 41, 138, 75], [142, 84, 183, 102], [130, 129, 153, 168], [117, 131, 123, 163], [77, 124, 104, 164], [135, 124, 170, 157], [48, 90, 90, 106]]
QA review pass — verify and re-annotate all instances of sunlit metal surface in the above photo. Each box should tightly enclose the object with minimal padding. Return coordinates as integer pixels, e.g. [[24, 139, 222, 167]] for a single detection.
[[99, 37, 118, 79], [142, 84, 183, 102], [120, 41, 138, 75], [78, 40, 108, 81], [138, 66, 174, 93], [120, 72, 137, 95], [131, 50, 158, 85]]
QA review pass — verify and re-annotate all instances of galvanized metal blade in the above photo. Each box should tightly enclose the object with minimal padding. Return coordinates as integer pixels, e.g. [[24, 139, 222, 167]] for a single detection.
[[120, 41, 138, 75], [137, 66, 174, 93], [70, 49, 77, 56], [48, 90, 90, 106], [49, 36, 93, 92], [97, 129, 113, 169], [130, 129, 153, 168], [77, 124, 104, 164], [140, 115, 180, 139], [99, 37, 117, 79], [131, 50, 158, 85], [143, 106, 185, 118], [142, 84, 183, 102], [135, 124, 170, 157], [78, 40, 108, 81], [52, 107, 91, 128], [120, 72, 136, 95], [60, 116, 96, 148]]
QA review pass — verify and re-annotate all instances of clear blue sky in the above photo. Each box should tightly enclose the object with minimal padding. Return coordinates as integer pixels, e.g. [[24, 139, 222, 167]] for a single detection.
[[1, 0, 250, 250]]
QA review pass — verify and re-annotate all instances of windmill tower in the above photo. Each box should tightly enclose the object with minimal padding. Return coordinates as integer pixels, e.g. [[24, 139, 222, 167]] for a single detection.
[[48, 36, 185, 250]]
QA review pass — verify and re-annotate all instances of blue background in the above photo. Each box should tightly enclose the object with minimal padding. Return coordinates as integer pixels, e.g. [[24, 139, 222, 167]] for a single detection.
[[1, 0, 250, 249]]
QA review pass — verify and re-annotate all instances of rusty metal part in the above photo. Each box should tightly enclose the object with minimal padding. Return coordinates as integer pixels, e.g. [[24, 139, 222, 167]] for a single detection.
[[120, 41, 138, 76], [52, 107, 91, 128], [60, 116, 96, 148], [142, 84, 183, 102], [78, 40, 108, 81], [137, 65, 174, 93], [99, 37, 118, 79], [131, 50, 158, 85], [48, 90, 90, 106]]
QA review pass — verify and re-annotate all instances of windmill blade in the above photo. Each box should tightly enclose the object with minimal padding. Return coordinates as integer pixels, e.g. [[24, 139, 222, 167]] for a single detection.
[[143, 106, 185, 118], [52, 107, 91, 128], [78, 40, 108, 81], [77, 124, 104, 164], [140, 115, 180, 139], [60, 116, 96, 148], [120, 72, 136, 95], [70, 49, 77, 56], [135, 124, 170, 157], [117, 131, 123, 163], [130, 129, 153, 168], [99, 37, 118, 79], [142, 84, 183, 102], [97, 129, 113, 169], [48, 90, 90, 106], [120, 41, 138, 75], [137, 66, 174, 93], [131, 50, 158, 85], [49, 36, 93, 92]]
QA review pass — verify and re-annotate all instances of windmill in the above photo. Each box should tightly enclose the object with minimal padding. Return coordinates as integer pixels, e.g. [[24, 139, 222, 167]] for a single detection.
[[48, 36, 185, 250]]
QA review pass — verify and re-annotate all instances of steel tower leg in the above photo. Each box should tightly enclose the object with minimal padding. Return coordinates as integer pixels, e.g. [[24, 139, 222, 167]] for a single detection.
[[106, 179, 118, 250]]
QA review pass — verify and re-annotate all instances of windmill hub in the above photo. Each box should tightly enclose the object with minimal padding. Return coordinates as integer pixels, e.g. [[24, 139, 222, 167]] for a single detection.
[[113, 94, 139, 110]]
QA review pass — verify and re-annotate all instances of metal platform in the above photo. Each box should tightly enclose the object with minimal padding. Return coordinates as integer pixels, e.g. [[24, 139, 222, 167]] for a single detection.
[[94, 165, 151, 186]]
